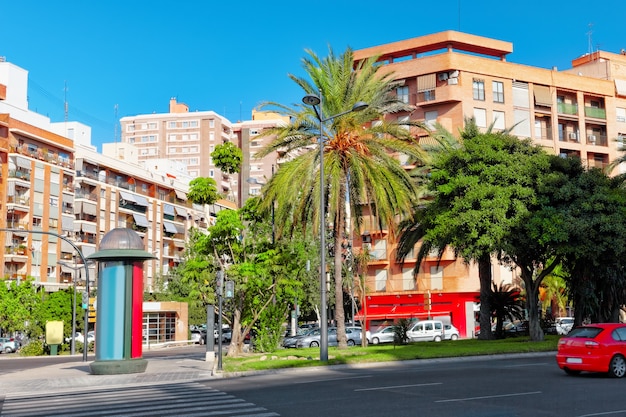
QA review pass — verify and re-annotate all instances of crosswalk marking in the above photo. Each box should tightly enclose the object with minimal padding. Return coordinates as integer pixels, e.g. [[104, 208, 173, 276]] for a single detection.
[[1, 382, 280, 417]]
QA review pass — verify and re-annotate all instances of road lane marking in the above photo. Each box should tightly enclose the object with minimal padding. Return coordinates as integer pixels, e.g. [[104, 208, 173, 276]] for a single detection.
[[355, 382, 442, 392], [295, 375, 373, 384], [578, 411, 626, 416], [435, 391, 541, 402]]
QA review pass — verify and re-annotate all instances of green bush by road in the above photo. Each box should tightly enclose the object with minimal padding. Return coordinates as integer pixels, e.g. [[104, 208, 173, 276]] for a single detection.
[[223, 335, 559, 373]]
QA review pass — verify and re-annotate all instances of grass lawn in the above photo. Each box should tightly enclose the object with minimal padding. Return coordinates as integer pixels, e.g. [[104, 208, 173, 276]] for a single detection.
[[222, 335, 560, 373]]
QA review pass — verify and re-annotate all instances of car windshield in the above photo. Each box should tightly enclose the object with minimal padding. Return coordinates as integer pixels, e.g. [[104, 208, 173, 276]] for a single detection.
[[567, 327, 603, 338]]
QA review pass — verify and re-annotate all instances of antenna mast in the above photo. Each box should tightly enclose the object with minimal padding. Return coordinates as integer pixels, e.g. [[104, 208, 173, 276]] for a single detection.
[[587, 23, 594, 55]]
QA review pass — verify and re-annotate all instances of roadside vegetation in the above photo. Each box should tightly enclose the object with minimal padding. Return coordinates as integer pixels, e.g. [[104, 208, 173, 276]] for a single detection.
[[222, 336, 560, 373]]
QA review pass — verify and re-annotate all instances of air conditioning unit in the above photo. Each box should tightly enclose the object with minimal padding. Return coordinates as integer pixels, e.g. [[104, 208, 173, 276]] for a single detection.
[[438, 73, 449, 81], [448, 78, 458, 85], [588, 135, 597, 143], [568, 132, 578, 140], [449, 70, 459, 78]]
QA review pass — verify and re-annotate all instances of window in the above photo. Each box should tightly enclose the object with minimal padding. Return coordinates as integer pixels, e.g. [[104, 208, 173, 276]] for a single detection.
[[209, 132, 215, 141], [402, 268, 415, 290], [168, 134, 176, 141], [127, 124, 135, 132], [169, 121, 176, 129], [209, 120, 215, 128], [493, 111, 505, 130], [396, 86, 409, 103], [147, 123, 157, 129], [209, 169, 214, 178], [473, 79, 485, 101], [182, 121, 189, 128], [473, 108, 487, 127], [375, 269, 387, 291], [430, 266, 443, 290], [424, 111, 438, 129], [398, 115, 410, 131], [190, 120, 198, 127], [493, 81, 504, 103], [617, 108, 626, 123]]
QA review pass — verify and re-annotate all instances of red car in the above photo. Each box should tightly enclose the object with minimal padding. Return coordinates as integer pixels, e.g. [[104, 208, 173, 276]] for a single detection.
[[556, 323, 626, 378]]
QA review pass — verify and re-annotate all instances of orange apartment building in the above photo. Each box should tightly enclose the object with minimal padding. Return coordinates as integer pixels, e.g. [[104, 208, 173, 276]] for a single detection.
[[351, 31, 626, 337]]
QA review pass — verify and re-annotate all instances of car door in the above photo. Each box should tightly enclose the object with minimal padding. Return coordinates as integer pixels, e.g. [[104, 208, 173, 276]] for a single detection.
[[328, 328, 338, 346], [408, 322, 426, 342]]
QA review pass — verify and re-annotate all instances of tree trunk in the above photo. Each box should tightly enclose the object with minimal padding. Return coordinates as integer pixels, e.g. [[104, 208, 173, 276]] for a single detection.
[[478, 254, 494, 340], [334, 187, 347, 349], [522, 269, 545, 342], [227, 301, 243, 357]]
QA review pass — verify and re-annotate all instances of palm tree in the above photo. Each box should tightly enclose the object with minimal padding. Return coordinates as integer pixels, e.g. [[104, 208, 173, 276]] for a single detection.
[[487, 282, 525, 339], [256, 46, 427, 349]]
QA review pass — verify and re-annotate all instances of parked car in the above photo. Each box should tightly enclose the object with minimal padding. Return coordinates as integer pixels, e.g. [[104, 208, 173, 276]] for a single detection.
[[504, 320, 529, 335], [190, 329, 207, 345], [0, 337, 19, 353], [295, 326, 361, 348], [556, 317, 575, 335], [443, 324, 460, 340], [407, 320, 445, 342], [283, 327, 318, 348], [556, 323, 626, 378], [367, 326, 396, 344]]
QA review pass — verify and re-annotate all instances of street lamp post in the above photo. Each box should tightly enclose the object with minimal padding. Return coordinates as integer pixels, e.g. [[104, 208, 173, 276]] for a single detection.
[[301, 92, 368, 361]]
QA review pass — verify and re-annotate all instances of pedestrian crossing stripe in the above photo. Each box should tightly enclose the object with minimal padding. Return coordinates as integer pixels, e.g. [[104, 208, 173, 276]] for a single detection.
[[0, 382, 280, 416]]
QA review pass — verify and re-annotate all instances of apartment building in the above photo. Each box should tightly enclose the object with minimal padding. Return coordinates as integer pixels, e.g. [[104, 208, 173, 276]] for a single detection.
[[351, 31, 626, 336], [233, 109, 289, 206], [119, 99, 237, 202], [0, 60, 234, 296]]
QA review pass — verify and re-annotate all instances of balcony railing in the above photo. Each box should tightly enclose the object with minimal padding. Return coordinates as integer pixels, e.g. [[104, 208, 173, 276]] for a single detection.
[[8, 170, 31, 181], [585, 107, 606, 119], [557, 103, 578, 115]]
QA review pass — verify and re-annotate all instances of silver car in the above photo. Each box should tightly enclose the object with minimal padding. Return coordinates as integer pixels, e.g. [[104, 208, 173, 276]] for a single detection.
[[367, 326, 397, 344], [295, 327, 362, 348]]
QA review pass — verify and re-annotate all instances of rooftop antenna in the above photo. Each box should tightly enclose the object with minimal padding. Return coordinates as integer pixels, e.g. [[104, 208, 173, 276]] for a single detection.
[[114, 104, 119, 142], [64, 81, 69, 122], [587, 23, 593, 55]]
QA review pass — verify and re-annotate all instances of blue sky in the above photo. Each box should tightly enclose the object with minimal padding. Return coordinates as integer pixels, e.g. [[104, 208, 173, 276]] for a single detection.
[[2, 1, 625, 151]]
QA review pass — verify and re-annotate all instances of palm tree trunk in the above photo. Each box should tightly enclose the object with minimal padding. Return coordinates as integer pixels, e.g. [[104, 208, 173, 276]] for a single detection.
[[478, 254, 494, 340], [334, 184, 347, 349]]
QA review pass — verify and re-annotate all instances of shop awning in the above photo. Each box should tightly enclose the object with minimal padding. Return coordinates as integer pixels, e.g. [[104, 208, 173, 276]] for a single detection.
[[174, 206, 187, 217], [163, 221, 177, 234], [80, 222, 97, 234], [174, 223, 186, 234], [355, 304, 430, 321], [533, 85, 552, 107], [175, 190, 187, 201], [119, 191, 137, 204], [61, 216, 74, 232], [133, 194, 149, 207], [616, 79, 626, 97], [82, 202, 97, 216], [15, 157, 31, 170], [133, 213, 149, 228], [417, 73, 436, 92], [163, 204, 175, 216]]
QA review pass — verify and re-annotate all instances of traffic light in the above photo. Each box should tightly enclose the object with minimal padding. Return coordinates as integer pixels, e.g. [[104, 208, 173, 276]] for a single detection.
[[424, 291, 431, 311], [225, 280, 234, 298]]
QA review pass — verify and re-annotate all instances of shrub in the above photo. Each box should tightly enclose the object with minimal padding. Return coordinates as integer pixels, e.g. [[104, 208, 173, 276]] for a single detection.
[[19, 339, 45, 357], [393, 319, 411, 345]]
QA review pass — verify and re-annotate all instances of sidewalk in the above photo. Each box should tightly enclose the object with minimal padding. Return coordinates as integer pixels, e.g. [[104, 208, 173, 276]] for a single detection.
[[4, 354, 216, 394]]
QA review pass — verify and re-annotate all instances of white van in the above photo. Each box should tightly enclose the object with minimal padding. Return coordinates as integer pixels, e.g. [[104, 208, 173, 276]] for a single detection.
[[407, 320, 445, 342]]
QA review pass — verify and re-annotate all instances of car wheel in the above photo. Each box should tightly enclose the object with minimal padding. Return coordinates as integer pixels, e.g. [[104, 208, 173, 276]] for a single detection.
[[310, 341, 319, 348], [564, 368, 581, 376], [372, 337, 380, 345], [199, 337, 205, 345], [347, 340, 355, 346], [4, 347, 13, 354], [450, 334, 458, 341], [434, 336, 442, 342], [609, 355, 626, 378]]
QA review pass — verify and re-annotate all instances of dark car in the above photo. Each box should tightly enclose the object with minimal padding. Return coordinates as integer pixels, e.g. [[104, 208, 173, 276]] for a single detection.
[[505, 320, 529, 335]]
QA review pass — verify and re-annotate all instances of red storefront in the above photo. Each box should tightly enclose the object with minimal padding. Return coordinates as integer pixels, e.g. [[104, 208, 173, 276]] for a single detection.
[[355, 292, 479, 339]]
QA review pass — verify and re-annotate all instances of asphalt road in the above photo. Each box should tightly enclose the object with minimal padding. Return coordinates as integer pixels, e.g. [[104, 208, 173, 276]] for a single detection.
[[204, 353, 626, 417]]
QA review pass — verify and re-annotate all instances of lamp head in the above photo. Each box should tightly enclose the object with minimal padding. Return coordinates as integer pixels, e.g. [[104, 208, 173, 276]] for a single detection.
[[352, 101, 369, 112], [302, 94, 321, 106]]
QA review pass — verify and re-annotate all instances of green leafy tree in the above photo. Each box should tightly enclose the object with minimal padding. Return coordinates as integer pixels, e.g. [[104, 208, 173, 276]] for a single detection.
[[0, 279, 40, 336], [256, 46, 427, 349], [211, 141, 243, 175], [186, 177, 221, 206], [398, 121, 547, 340]]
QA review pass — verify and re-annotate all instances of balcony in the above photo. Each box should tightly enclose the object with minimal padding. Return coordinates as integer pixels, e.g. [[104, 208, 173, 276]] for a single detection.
[[8, 170, 31, 181], [585, 107, 606, 119], [557, 103, 578, 116]]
